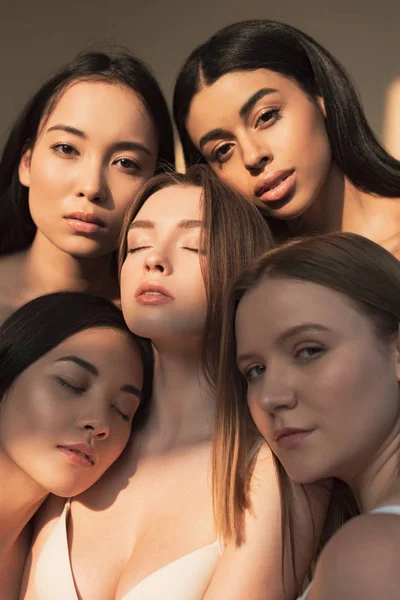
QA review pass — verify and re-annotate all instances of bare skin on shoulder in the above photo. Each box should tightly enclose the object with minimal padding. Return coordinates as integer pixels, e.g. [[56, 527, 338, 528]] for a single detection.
[[22, 168, 326, 600], [217, 232, 400, 599], [0, 49, 174, 323], [0, 292, 148, 597], [174, 20, 400, 257]]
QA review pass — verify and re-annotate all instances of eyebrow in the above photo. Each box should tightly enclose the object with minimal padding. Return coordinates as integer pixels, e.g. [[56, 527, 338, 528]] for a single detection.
[[55, 355, 141, 398], [46, 124, 152, 157], [128, 219, 202, 231], [198, 87, 279, 151], [236, 323, 331, 365]]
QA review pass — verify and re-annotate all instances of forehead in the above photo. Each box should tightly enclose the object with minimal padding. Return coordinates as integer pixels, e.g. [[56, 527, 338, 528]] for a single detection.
[[236, 278, 368, 343], [45, 327, 137, 360], [42, 80, 157, 146], [134, 185, 202, 222], [187, 69, 299, 134]]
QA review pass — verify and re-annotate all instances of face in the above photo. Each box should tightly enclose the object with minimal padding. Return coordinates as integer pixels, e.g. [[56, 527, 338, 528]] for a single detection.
[[120, 185, 207, 342], [187, 69, 332, 221], [235, 278, 400, 484], [19, 80, 158, 258], [0, 327, 143, 497]]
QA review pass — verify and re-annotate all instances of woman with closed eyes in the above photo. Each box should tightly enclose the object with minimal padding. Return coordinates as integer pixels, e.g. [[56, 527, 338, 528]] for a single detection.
[[216, 232, 400, 599], [22, 167, 327, 600], [174, 20, 400, 256], [0, 49, 174, 324], [0, 291, 151, 598]]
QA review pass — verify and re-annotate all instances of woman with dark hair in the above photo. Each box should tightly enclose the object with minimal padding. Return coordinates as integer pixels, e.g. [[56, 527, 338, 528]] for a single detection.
[[23, 167, 325, 599], [0, 291, 151, 597], [173, 20, 400, 254], [216, 232, 400, 598], [0, 49, 175, 323]]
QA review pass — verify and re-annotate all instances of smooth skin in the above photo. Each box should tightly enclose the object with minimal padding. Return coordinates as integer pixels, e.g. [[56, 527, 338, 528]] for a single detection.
[[187, 69, 400, 255], [0, 80, 158, 323], [236, 278, 400, 599], [22, 187, 326, 600], [0, 327, 143, 598]]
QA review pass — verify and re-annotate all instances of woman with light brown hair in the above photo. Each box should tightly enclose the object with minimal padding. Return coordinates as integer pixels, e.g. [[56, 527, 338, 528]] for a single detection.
[[23, 166, 325, 600], [215, 232, 400, 599]]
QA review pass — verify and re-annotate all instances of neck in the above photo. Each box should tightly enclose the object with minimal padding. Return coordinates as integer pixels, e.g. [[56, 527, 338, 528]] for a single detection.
[[288, 162, 373, 236], [140, 336, 215, 451], [17, 231, 118, 304], [343, 416, 400, 512], [0, 450, 47, 546]]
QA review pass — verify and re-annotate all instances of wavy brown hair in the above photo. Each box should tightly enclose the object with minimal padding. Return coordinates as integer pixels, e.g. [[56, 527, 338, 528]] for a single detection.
[[215, 232, 400, 591], [118, 164, 275, 377]]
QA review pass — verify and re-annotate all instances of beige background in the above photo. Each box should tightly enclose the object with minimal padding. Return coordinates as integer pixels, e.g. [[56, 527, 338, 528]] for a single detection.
[[1, 0, 399, 155]]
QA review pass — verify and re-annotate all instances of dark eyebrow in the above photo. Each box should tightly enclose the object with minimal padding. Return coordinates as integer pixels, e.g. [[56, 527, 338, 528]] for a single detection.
[[55, 355, 98, 375], [198, 88, 278, 151], [121, 383, 141, 398], [236, 324, 331, 365], [46, 124, 87, 138], [239, 88, 278, 119], [55, 356, 142, 398], [128, 219, 202, 231], [46, 125, 152, 157], [111, 141, 152, 157]]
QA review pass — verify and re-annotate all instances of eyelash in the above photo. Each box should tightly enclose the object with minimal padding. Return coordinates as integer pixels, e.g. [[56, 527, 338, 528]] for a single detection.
[[242, 345, 325, 381], [51, 143, 78, 157], [51, 144, 141, 173], [127, 246, 199, 254], [56, 378, 130, 422], [212, 108, 282, 164]]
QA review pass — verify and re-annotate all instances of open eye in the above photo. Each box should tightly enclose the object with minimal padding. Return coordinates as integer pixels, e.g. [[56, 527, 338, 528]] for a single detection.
[[244, 364, 265, 382], [51, 143, 78, 157], [212, 142, 234, 163], [255, 108, 281, 128], [296, 346, 325, 361], [114, 157, 141, 172]]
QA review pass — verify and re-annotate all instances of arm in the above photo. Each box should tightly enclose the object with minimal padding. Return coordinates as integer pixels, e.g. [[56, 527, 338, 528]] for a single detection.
[[19, 495, 66, 600], [203, 445, 329, 600], [308, 513, 400, 600]]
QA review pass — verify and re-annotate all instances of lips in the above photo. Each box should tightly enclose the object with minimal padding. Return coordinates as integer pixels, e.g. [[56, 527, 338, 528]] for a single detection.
[[274, 427, 314, 450], [58, 443, 96, 465], [65, 211, 105, 226], [134, 282, 175, 300], [254, 169, 296, 205]]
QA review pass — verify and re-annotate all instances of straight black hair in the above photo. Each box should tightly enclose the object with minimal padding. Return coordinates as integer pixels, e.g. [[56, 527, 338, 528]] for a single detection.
[[0, 49, 175, 255], [0, 292, 153, 429], [173, 19, 400, 195]]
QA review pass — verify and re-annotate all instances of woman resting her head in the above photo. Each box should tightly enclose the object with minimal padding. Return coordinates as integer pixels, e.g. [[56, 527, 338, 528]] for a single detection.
[[0, 291, 151, 597], [174, 20, 400, 255], [216, 232, 400, 599], [22, 166, 325, 600], [0, 48, 174, 323]]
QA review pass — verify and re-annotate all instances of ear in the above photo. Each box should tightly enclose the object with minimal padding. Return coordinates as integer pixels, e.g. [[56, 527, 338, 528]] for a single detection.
[[18, 146, 32, 187], [316, 95, 327, 118]]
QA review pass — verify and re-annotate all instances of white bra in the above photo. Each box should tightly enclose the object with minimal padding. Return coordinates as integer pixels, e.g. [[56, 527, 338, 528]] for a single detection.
[[34, 499, 222, 599]]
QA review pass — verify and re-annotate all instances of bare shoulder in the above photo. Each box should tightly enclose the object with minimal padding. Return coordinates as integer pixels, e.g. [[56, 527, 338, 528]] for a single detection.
[[203, 445, 328, 600], [309, 512, 400, 600], [19, 495, 67, 599]]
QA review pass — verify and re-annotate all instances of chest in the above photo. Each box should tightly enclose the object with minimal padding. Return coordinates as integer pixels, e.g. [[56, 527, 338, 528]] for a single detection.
[[68, 447, 215, 600]]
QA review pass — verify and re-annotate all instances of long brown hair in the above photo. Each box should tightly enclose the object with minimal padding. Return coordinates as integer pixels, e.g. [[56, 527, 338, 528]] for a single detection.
[[118, 164, 275, 377], [215, 232, 400, 588]]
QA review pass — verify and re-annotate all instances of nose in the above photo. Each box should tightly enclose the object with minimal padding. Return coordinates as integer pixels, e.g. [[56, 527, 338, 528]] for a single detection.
[[75, 157, 107, 204], [78, 409, 110, 440], [257, 378, 297, 414], [144, 248, 172, 275], [241, 134, 272, 172]]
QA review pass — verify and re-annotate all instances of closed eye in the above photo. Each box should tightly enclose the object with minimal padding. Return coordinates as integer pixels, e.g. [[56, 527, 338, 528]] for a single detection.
[[127, 246, 151, 254], [182, 247, 199, 253], [112, 405, 130, 422], [56, 377, 85, 395]]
